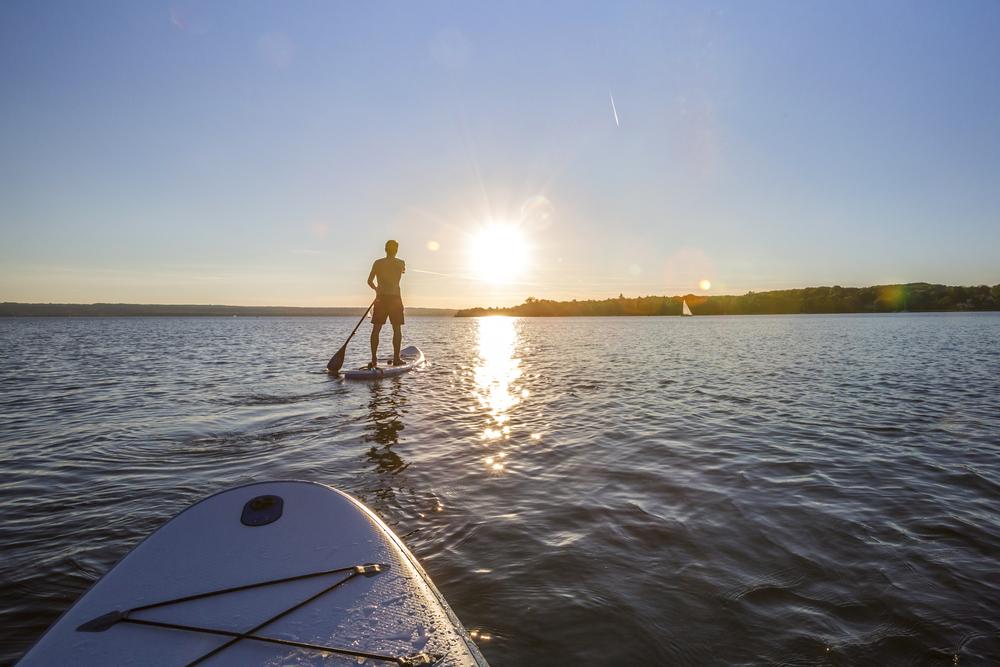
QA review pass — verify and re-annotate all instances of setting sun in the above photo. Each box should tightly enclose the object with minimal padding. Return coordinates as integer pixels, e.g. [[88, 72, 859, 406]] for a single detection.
[[469, 222, 529, 284]]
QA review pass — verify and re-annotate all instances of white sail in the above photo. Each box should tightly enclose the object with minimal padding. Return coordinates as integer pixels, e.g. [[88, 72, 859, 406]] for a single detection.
[[682, 299, 693, 316]]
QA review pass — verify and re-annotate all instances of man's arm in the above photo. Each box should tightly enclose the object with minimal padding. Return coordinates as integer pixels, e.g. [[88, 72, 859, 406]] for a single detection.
[[367, 262, 378, 292]]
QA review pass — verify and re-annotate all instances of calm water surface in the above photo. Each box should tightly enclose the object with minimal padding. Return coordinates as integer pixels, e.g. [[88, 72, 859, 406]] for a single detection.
[[1, 314, 998, 665]]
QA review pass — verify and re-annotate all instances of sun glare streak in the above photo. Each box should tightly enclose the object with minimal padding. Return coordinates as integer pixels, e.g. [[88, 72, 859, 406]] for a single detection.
[[475, 317, 521, 420], [475, 316, 523, 474]]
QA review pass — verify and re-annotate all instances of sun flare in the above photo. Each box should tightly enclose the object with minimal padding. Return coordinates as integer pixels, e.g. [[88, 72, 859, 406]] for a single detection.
[[469, 222, 528, 284]]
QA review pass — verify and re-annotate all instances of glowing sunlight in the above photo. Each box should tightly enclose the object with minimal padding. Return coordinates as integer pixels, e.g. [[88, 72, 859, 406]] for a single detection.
[[468, 222, 529, 284]]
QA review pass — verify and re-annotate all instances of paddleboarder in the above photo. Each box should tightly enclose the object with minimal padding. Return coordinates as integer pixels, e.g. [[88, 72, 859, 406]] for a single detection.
[[367, 239, 406, 368]]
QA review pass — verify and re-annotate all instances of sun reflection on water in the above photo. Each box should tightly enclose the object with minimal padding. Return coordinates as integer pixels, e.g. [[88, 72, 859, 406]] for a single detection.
[[474, 316, 523, 472]]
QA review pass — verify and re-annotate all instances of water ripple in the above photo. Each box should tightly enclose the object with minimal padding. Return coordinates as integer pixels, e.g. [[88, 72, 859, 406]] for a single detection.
[[1, 314, 999, 664]]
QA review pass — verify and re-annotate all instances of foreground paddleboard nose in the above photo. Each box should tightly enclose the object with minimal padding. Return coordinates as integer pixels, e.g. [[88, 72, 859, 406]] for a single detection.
[[20, 480, 488, 666]]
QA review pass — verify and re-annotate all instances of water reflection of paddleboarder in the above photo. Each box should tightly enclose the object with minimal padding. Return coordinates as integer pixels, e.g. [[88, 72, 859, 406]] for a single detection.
[[363, 379, 408, 505], [367, 240, 405, 369]]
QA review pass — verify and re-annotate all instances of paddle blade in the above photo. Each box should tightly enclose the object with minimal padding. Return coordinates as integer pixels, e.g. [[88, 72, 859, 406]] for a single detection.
[[326, 345, 347, 374]]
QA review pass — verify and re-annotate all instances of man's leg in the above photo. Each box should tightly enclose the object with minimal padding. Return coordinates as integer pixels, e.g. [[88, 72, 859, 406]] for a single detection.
[[391, 323, 402, 363], [370, 323, 382, 366]]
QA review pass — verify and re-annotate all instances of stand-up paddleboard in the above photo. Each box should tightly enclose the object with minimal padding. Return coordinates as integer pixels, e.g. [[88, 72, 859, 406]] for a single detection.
[[20, 481, 488, 666], [341, 345, 425, 380]]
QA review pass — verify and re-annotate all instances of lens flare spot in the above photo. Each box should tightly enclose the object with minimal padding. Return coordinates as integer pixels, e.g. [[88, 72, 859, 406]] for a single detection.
[[663, 247, 715, 291], [519, 195, 555, 231], [699, 279, 712, 291], [427, 240, 440, 251]]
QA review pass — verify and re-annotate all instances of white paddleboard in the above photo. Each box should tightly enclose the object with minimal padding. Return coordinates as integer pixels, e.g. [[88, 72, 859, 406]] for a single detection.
[[341, 345, 425, 380], [20, 481, 488, 666]]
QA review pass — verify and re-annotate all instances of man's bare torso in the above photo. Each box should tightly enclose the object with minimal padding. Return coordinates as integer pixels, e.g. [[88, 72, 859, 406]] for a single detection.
[[371, 257, 405, 296]]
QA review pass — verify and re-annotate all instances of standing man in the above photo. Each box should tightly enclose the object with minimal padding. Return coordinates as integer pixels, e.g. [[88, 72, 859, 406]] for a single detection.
[[367, 239, 405, 368]]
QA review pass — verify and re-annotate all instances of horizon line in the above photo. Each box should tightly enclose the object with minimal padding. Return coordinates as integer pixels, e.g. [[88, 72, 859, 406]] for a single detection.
[[4, 280, 998, 312]]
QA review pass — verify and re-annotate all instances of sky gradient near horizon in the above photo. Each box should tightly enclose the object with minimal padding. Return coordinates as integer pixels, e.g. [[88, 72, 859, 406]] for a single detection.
[[2, 1, 999, 308]]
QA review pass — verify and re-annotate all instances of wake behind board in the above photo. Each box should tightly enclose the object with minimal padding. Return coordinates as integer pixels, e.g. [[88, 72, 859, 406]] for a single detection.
[[341, 345, 425, 380], [20, 481, 488, 666]]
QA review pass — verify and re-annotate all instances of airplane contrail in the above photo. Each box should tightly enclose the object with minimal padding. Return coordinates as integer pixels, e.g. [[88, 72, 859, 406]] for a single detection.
[[609, 92, 620, 128]]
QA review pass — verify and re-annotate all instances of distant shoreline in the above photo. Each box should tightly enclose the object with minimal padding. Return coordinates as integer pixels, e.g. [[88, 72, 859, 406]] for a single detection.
[[455, 283, 1000, 317], [0, 303, 456, 317], [4, 282, 998, 318]]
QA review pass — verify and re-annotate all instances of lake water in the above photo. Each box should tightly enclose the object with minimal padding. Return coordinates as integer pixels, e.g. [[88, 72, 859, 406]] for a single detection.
[[1, 314, 998, 665]]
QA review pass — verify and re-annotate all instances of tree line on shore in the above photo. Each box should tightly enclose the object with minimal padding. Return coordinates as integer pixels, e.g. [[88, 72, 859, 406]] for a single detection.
[[454, 283, 1000, 317]]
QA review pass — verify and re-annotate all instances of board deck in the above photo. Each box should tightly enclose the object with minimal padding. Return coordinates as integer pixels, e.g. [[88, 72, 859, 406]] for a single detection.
[[20, 481, 487, 666], [340, 345, 425, 380]]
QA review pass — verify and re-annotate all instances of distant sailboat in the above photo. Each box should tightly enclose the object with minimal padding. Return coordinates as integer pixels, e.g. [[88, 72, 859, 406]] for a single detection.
[[681, 299, 693, 316]]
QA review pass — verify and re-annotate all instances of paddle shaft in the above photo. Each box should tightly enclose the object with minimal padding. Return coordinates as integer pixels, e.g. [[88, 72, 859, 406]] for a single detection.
[[343, 300, 375, 346], [327, 300, 375, 372]]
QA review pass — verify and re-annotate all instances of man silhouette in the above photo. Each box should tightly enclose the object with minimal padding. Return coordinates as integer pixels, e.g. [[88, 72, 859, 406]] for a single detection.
[[367, 240, 405, 368]]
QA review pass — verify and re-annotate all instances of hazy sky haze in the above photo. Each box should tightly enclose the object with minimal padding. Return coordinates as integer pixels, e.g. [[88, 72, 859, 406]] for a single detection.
[[2, 1, 998, 307]]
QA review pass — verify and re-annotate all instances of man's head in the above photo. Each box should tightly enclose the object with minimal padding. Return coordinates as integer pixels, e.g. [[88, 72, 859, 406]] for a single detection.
[[385, 239, 399, 257]]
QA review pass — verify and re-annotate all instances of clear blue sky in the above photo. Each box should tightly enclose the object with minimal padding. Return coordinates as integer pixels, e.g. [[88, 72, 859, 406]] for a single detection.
[[2, 1, 998, 307]]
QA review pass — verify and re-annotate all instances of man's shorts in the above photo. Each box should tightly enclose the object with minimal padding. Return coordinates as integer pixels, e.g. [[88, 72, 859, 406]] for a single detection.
[[372, 294, 404, 326]]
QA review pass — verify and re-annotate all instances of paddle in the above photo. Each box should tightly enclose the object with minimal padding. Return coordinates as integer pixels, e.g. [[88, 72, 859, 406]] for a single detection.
[[326, 300, 375, 374]]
